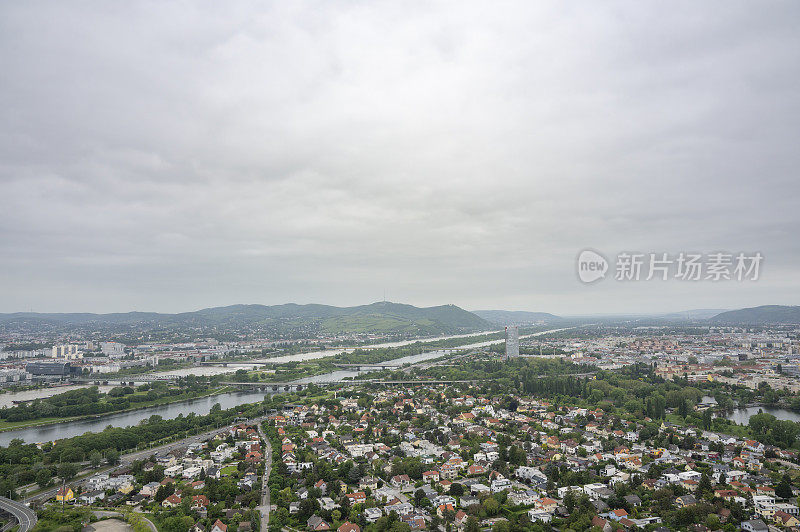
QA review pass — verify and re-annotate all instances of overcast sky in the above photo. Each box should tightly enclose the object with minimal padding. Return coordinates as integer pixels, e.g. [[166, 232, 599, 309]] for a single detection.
[[1, 1, 799, 315]]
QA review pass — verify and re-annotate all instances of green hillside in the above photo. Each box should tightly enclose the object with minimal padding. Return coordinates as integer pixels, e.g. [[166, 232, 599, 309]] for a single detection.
[[709, 305, 800, 324], [0, 301, 490, 336]]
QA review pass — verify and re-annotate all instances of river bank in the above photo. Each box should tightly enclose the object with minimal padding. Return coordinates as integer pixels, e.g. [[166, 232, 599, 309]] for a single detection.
[[0, 384, 116, 408], [0, 385, 233, 435], [0, 388, 274, 446]]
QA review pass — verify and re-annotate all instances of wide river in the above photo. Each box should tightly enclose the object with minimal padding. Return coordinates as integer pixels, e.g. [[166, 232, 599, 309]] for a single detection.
[[148, 330, 500, 378], [0, 385, 115, 408], [725, 406, 800, 425], [0, 327, 568, 446]]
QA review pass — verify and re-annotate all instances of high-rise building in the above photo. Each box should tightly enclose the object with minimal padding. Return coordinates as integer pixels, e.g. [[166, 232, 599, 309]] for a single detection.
[[51, 344, 82, 359], [505, 326, 519, 359], [101, 341, 126, 357]]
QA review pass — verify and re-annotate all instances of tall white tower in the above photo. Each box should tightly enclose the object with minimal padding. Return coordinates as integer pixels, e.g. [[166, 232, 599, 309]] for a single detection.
[[505, 326, 520, 359]]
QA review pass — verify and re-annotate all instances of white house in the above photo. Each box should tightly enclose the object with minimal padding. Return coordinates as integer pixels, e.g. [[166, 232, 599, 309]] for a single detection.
[[183, 466, 203, 479], [491, 479, 512, 493], [528, 510, 553, 523]]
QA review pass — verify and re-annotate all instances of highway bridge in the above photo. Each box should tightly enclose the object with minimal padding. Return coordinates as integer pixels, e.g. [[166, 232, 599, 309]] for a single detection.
[[221, 381, 315, 392], [221, 380, 470, 391], [73, 374, 177, 385], [332, 363, 401, 370], [336, 346, 466, 352], [0, 496, 36, 532], [198, 361, 275, 367]]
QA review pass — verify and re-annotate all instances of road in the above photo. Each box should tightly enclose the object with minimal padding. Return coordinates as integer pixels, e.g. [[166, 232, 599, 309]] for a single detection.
[[257, 422, 272, 529], [0, 496, 37, 532]]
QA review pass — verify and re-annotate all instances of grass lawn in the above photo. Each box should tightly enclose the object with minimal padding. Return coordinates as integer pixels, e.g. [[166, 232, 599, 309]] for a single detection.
[[664, 413, 688, 425], [220, 465, 239, 476]]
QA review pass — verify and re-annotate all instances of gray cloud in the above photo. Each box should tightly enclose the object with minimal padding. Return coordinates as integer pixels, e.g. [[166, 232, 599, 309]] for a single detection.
[[1, 1, 799, 314]]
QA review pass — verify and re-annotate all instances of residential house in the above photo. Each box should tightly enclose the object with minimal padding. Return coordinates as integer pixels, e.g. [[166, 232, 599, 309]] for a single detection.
[[210, 520, 228, 532], [307, 516, 330, 531], [56, 487, 75, 503], [338, 523, 360, 532], [163, 494, 182, 508], [741, 520, 768, 532]]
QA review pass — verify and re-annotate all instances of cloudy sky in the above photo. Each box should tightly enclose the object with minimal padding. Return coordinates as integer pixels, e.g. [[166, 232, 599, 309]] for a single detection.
[[1, 1, 799, 315]]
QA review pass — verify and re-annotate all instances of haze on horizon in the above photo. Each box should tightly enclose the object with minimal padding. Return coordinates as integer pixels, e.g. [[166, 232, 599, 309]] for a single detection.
[[1, 1, 799, 316]]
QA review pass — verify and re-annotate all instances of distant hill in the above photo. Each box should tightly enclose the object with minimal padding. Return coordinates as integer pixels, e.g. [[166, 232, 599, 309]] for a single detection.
[[472, 309, 562, 326], [709, 305, 800, 325], [660, 309, 729, 320], [0, 302, 490, 336]]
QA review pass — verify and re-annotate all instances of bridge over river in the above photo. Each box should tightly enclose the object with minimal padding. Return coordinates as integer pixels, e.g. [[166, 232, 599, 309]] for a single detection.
[[220, 379, 488, 391]]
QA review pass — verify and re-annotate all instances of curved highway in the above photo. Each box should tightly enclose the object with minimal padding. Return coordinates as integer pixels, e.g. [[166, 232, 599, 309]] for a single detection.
[[0, 496, 37, 532]]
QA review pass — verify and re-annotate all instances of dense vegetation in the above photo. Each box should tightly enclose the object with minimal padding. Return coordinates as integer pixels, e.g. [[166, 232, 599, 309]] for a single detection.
[[0, 394, 271, 500], [399, 357, 800, 450], [31, 506, 94, 532], [0, 378, 220, 423]]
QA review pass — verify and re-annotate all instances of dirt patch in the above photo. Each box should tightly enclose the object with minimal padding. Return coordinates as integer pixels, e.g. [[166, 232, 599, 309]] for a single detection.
[[83, 518, 134, 532]]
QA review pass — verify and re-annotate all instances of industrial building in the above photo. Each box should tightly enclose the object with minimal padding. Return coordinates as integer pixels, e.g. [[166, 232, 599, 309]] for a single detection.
[[25, 361, 78, 380]]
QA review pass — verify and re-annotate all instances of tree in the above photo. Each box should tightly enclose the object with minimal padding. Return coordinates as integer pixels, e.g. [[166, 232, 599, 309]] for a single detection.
[[492, 521, 510, 532], [299, 498, 320, 519], [678, 399, 689, 418], [155, 484, 174, 502], [106, 448, 120, 465], [698, 471, 713, 497], [652, 394, 666, 419], [508, 445, 526, 466], [702, 409, 713, 430], [57, 462, 79, 483], [89, 450, 103, 468], [483, 497, 500, 516], [776, 474, 793, 499], [564, 490, 576, 513], [35, 468, 52, 489], [273, 508, 289, 527], [162, 515, 194, 532]]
